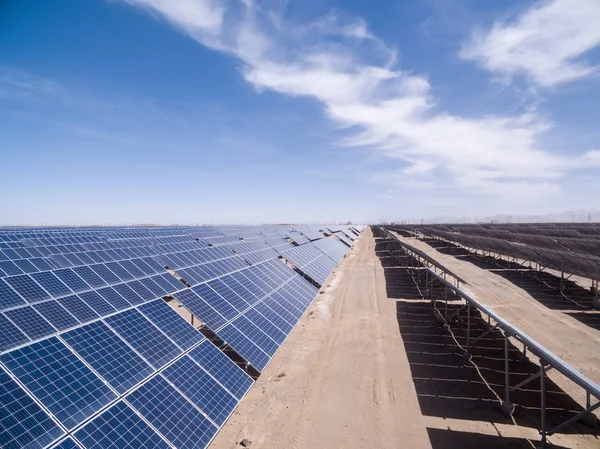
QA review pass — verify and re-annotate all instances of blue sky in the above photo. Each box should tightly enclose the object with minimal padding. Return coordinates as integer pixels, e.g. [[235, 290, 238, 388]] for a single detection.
[[1, 0, 599, 225]]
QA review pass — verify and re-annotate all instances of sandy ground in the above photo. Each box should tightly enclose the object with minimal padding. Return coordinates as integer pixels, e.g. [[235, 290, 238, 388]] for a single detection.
[[210, 227, 432, 449], [209, 229, 599, 449]]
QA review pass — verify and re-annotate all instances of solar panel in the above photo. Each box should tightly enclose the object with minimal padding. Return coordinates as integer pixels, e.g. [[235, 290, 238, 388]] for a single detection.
[[71, 266, 108, 288], [173, 289, 227, 330], [191, 284, 238, 321], [207, 279, 250, 311], [56, 295, 99, 324], [74, 401, 169, 449], [53, 269, 91, 294], [78, 291, 117, 316], [189, 340, 253, 400], [104, 309, 181, 369], [232, 315, 279, 355], [242, 307, 287, 344], [95, 286, 131, 311], [51, 437, 79, 449], [4, 275, 51, 303], [112, 283, 144, 306], [126, 280, 156, 302], [162, 355, 238, 426], [30, 271, 73, 299], [0, 314, 30, 352], [104, 261, 134, 281], [4, 306, 57, 340], [126, 375, 218, 448], [1, 337, 117, 429], [61, 321, 154, 394], [33, 300, 80, 331], [216, 324, 270, 371], [138, 277, 165, 297], [0, 260, 24, 276], [89, 263, 121, 285], [0, 278, 26, 310], [0, 366, 65, 449], [138, 299, 204, 351], [13, 259, 39, 274]]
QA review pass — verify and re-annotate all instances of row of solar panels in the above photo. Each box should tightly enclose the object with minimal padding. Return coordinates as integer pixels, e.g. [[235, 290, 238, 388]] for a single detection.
[[0, 226, 361, 449]]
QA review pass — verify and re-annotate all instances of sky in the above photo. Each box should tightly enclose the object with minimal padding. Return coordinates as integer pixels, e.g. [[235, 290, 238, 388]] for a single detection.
[[1, 0, 600, 225]]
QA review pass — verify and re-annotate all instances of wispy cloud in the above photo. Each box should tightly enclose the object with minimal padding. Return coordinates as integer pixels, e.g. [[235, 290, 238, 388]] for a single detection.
[[460, 0, 600, 87], [118, 0, 600, 203]]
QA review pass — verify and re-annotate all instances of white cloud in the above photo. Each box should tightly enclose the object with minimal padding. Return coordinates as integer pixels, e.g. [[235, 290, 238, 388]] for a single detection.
[[460, 0, 600, 87], [118, 0, 600, 204]]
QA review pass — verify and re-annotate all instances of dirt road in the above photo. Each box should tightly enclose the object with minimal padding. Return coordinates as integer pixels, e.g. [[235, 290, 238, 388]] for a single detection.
[[210, 227, 432, 449]]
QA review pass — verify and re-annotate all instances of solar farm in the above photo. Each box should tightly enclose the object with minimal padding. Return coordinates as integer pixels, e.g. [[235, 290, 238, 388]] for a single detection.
[[0, 224, 362, 449], [378, 223, 600, 448]]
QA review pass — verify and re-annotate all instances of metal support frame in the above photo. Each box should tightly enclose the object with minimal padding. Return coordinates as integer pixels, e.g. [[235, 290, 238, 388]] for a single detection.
[[377, 226, 600, 446]]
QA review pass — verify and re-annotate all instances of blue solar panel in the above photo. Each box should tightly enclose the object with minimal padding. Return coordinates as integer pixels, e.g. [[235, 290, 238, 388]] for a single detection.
[[0, 366, 65, 449], [207, 279, 250, 311], [0, 278, 26, 310], [192, 284, 238, 321], [119, 260, 145, 278], [159, 273, 184, 291], [95, 286, 131, 311], [0, 314, 30, 352], [104, 261, 134, 281], [126, 280, 156, 302], [138, 299, 204, 351], [33, 300, 80, 331], [13, 259, 39, 274], [232, 315, 279, 355], [126, 375, 218, 449], [30, 271, 73, 299], [147, 274, 172, 294], [4, 275, 51, 303], [253, 301, 294, 333], [29, 258, 55, 272], [0, 261, 24, 276], [138, 277, 165, 297], [56, 295, 99, 324], [53, 269, 91, 294], [189, 340, 253, 400], [242, 307, 287, 344], [71, 266, 107, 288], [74, 401, 169, 449], [89, 263, 121, 285], [174, 289, 227, 330], [78, 291, 117, 316], [4, 306, 57, 340], [216, 323, 270, 371], [105, 309, 181, 369], [51, 437, 79, 449], [162, 356, 239, 426], [111, 283, 144, 306], [62, 321, 154, 394], [1, 337, 117, 429], [230, 271, 263, 300]]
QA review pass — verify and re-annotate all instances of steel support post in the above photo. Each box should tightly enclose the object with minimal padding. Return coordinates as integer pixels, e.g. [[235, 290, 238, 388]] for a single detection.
[[501, 331, 514, 415], [444, 285, 448, 321], [540, 361, 547, 447], [463, 302, 471, 360]]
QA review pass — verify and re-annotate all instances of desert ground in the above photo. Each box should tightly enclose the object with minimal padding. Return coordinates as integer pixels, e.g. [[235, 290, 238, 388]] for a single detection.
[[210, 227, 600, 449]]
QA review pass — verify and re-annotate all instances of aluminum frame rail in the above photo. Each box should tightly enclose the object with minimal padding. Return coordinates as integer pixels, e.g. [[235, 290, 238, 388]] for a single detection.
[[375, 226, 600, 447]]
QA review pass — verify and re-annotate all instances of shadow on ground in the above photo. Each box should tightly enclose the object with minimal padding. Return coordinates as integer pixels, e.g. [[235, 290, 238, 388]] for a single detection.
[[419, 239, 600, 332], [374, 236, 599, 449]]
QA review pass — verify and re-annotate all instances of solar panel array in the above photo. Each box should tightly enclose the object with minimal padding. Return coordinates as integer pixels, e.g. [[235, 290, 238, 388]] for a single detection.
[[0, 224, 361, 449]]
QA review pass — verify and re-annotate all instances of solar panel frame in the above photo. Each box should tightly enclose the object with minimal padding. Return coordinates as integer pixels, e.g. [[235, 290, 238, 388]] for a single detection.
[[4, 306, 57, 340], [73, 401, 170, 449], [61, 321, 154, 394], [104, 309, 182, 369], [0, 366, 65, 449], [162, 355, 239, 426], [137, 299, 205, 351], [4, 275, 51, 303], [126, 375, 218, 449], [188, 340, 253, 400], [0, 337, 117, 430]]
